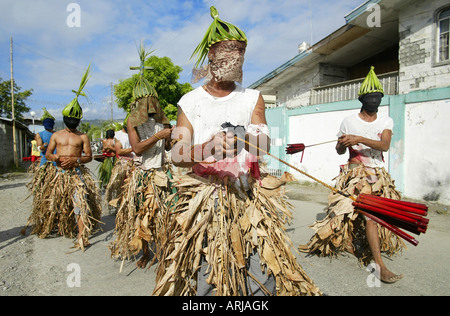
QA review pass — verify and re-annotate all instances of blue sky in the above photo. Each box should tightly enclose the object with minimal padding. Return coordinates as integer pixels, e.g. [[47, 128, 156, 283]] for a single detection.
[[0, 0, 365, 121]]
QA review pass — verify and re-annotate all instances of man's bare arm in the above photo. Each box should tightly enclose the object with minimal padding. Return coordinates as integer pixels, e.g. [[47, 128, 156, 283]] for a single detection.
[[127, 119, 172, 155], [46, 133, 59, 162], [245, 93, 270, 155], [172, 107, 197, 168], [35, 133, 44, 152], [81, 134, 92, 164], [114, 139, 133, 156], [338, 129, 392, 152]]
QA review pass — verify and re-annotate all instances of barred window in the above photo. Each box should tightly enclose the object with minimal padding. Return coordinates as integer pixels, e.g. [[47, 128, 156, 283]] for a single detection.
[[438, 8, 450, 62]]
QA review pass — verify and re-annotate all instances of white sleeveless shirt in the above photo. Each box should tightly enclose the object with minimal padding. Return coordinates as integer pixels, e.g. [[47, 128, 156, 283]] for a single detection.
[[134, 117, 165, 170], [178, 85, 261, 180], [178, 85, 260, 144], [114, 130, 131, 149]]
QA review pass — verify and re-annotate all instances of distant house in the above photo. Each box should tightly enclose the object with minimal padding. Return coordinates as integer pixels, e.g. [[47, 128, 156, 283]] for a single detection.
[[0, 117, 35, 171], [250, 0, 450, 204]]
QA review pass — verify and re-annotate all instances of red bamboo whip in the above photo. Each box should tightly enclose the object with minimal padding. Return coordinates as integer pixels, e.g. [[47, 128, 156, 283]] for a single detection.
[[287, 140, 337, 152], [373, 213, 423, 236], [239, 137, 428, 246], [286, 140, 338, 162], [357, 195, 429, 226], [286, 144, 306, 162], [352, 202, 427, 234], [356, 208, 420, 246], [356, 195, 429, 235], [353, 201, 421, 227], [359, 193, 428, 216]]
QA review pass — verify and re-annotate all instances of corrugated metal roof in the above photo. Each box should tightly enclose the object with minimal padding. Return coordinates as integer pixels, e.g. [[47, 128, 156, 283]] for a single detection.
[[0, 117, 34, 135]]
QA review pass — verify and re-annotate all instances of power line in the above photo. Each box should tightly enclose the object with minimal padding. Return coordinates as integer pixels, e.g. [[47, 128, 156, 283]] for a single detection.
[[15, 43, 83, 71], [27, 99, 67, 107], [14, 42, 128, 80]]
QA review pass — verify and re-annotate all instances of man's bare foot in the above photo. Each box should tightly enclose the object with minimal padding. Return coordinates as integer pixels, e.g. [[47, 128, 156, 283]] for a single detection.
[[136, 256, 150, 269], [75, 237, 90, 252], [380, 269, 403, 284]]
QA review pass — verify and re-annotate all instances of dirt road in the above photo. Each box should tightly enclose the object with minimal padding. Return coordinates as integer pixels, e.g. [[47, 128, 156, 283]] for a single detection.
[[1, 161, 449, 296]]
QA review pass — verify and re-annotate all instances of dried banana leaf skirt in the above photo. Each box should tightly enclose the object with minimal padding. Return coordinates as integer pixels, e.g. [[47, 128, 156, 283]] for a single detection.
[[299, 164, 406, 264], [26, 163, 102, 240], [109, 166, 172, 262], [104, 158, 134, 204], [153, 172, 321, 296]]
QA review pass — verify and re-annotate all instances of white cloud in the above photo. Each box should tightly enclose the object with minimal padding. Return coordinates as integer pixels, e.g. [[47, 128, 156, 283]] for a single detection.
[[1, 0, 365, 119]]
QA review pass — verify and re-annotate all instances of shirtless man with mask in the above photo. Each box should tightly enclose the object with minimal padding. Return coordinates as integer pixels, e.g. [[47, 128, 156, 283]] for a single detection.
[[43, 66, 101, 249]]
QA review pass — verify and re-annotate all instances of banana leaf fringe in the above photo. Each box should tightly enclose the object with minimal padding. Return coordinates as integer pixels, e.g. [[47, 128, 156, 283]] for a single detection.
[[108, 166, 172, 263], [25, 163, 102, 241], [299, 164, 406, 265], [104, 158, 134, 206], [153, 172, 322, 296], [27, 161, 40, 175]]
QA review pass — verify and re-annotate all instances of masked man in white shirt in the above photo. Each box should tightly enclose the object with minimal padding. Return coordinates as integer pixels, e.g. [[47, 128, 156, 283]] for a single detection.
[[300, 67, 405, 284], [153, 6, 321, 296]]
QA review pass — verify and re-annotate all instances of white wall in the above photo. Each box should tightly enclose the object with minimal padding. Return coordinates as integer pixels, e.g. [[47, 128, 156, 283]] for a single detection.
[[287, 106, 391, 186], [404, 99, 450, 204]]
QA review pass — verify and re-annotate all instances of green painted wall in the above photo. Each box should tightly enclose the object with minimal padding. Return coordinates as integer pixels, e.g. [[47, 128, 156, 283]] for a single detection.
[[265, 106, 288, 173], [267, 86, 450, 193]]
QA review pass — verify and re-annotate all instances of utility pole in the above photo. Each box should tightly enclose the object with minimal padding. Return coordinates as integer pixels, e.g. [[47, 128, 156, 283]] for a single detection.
[[10, 37, 18, 168], [110, 82, 114, 122]]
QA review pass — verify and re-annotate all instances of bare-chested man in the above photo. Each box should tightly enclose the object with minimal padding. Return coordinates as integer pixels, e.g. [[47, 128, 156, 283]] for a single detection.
[[25, 66, 101, 248], [102, 129, 116, 155], [46, 118, 92, 171], [46, 115, 97, 248]]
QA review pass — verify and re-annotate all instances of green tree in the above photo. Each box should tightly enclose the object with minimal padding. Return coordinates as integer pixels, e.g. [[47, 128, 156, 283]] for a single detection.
[[79, 122, 91, 134], [88, 126, 102, 141], [0, 78, 32, 121], [114, 55, 193, 121]]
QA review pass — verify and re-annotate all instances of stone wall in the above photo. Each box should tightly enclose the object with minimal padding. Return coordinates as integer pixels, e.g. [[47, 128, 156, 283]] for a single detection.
[[398, 0, 450, 93]]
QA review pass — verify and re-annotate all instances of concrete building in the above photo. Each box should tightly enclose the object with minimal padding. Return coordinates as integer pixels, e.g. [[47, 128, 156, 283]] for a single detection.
[[250, 0, 450, 204], [0, 117, 34, 171]]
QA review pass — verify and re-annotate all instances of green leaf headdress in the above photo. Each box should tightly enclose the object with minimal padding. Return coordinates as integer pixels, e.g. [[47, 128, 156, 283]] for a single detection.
[[127, 42, 169, 128], [40, 107, 55, 121], [191, 6, 247, 69], [62, 64, 91, 119], [359, 66, 384, 97], [130, 41, 158, 100]]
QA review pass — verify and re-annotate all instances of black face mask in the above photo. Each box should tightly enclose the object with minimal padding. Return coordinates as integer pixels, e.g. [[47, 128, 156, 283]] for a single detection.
[[63, 116, 81, 130], [359, 92, 383, 113]]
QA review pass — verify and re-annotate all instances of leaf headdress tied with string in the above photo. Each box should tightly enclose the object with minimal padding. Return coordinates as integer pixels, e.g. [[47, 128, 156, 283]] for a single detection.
[[127, 41, 169, 127], [359, 66, 384, 97], [40, 107, 55, 121], [130, 41, 158, 100], [191, 6, 247, 69], [62, 64, 91, 119]]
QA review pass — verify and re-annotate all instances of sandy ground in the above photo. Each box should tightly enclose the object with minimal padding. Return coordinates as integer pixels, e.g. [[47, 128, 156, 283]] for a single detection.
[[1, 160, 449, 296]]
